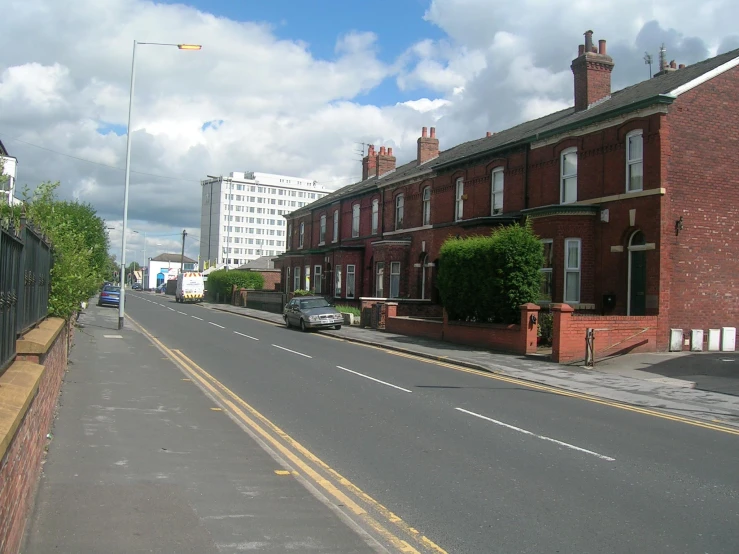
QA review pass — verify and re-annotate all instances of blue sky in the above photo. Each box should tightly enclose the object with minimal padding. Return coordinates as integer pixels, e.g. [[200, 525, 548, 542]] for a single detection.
[[158, 0, 444, 105]]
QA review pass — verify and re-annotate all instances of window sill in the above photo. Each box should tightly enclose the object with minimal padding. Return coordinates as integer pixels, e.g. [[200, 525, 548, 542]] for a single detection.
[[318, 242, 325, 246]]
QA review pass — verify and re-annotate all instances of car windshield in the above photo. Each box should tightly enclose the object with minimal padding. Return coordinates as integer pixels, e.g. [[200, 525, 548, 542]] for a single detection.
[[299, 298, 330, 310], [104, 286, 120, 293]]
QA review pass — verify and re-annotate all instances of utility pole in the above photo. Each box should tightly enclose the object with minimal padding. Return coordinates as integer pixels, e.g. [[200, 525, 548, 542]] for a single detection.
[[180, 229, 187, 273]]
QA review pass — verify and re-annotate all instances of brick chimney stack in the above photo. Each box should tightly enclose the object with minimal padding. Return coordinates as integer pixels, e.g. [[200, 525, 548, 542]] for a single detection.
[[571, 30, 614, 111], [417, 126, 439, 165], [362, 144, 377, 181], [376, 145, 396, 177]]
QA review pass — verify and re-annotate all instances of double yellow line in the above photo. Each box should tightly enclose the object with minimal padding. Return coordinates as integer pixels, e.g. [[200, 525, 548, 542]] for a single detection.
[[128, 315, 448, 554], [319, 335, 739, 436]]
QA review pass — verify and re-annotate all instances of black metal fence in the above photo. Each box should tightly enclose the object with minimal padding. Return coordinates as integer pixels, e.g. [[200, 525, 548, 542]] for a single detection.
[[0, 219, 51, 373]]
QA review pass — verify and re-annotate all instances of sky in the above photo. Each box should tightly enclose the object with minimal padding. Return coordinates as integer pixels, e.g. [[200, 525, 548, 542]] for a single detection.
[[1, 0, 738, 263]]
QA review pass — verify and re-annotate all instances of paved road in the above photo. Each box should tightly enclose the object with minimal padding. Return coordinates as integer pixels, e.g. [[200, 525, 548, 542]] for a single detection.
[[128, 293, 739, 554]]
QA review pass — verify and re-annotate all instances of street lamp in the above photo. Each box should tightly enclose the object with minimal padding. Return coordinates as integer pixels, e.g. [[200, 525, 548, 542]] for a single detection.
[[118, 40, 201, 330]]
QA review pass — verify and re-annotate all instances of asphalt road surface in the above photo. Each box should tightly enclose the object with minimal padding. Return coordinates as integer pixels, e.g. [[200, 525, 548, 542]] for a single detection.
[[127, 293, 739, 554]]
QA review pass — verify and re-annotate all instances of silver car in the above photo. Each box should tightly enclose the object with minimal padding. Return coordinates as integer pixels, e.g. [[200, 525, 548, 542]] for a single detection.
[[284, 296, 343, 331]]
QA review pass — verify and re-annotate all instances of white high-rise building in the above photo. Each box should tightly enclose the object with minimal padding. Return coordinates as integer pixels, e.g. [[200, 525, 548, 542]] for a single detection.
[[200, 171, 328, 269]]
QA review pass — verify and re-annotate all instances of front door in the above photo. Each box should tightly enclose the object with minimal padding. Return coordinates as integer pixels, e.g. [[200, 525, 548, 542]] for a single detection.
[[629, 232, 647, 316]]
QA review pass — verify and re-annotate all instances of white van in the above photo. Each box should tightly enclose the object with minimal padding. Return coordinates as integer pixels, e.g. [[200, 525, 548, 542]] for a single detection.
[[176, 272, 205, 303]]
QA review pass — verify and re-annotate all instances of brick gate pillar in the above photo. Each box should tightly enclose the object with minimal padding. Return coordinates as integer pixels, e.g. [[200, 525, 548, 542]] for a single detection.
[[519, 303, 541, 354], [551, 303, 574, 362]]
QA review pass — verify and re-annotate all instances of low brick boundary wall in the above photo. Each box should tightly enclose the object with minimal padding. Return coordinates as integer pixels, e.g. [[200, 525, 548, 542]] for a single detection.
[[0, 317, 70, 554]]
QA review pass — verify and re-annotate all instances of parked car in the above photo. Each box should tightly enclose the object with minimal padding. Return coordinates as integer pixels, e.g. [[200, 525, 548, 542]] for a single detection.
[[132, 282, 142, 290], [284, 296, 343, 331], [155, 283, 167, 294], [98, 285, 121, 307]]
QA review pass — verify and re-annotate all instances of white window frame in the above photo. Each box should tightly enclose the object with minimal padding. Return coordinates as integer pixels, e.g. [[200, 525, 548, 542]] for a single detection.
[[564, 238, 581, 304], [294, 266, 300, 291], [304, 265, 310, 291], [560, 147, 578, 204], [299, 222, 305, 248], [390, 262, 400, 298], [286, 266, 291, 291], [491, 167, 504, 215], [371, 199, 379, 234], [287, 223, 292, 248], [346, 265, 356, 298], [334, 265, 342, 298], [539, 239, 553, 302], [455, 178, 464, 221], [319, 214, 326, 244], [333, 209, 339, 242], [375, 262, 385, 297], [352, 204, 360, 237], [395, 194, 404, 230], [626, 130, 644, 192], [314, 265, 322, 294], [422, 187, 431, 226]]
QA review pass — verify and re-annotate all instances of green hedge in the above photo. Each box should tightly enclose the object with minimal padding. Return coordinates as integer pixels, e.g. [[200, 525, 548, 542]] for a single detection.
[[206, 270, 264, 302], [292, 289, 312, 297], [437, 222, 543, 324]]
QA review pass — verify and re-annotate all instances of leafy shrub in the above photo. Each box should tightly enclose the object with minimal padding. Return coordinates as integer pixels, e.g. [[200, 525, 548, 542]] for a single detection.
[[206, 270, 264, 302], [537, 311, 553, 346], [335, 304, 361, 316], [437, 222, 544, 324], [292, 289, 312, 297]]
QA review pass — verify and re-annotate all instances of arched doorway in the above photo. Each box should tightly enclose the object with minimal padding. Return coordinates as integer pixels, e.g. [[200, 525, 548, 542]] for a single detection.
[[628, 231, 647, 315]]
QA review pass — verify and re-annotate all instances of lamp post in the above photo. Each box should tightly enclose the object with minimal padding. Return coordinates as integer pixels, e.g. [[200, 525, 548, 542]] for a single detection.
[[118, 40, 201, 330]]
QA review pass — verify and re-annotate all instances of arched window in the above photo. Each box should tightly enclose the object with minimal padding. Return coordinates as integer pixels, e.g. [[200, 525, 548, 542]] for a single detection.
[[491, 168, 504, 215], [352, 204, 360, 237], [371, 199, 379, 234], [560, 148, 577, 204], [626, 130, 643, 192], [422, 187, 431, 225], [395, 194, 404, 230]]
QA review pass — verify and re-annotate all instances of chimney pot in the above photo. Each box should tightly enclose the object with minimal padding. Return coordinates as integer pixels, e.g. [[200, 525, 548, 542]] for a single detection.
[[598, 39, 606, 55], [379, 146, 386, 155], [387, 147, 393, 156], [430, 127, 436, 138], [584, 30, 594, 53], [670, 60, 676, 69], [578, 44, 585, 56], [421, 126, 428, 138], [679, 63, 686, 69], [486, 131, 492, 137]]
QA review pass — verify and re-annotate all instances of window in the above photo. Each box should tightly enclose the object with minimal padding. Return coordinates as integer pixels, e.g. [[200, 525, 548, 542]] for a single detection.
[[294, 266, 300, 291], [371, 199, 379, 234], [352, 204, 360, 237], [299, 222, 304, 248], [539, 239, 553, 301], [346, 265, 356, 298], [375, 262, 385, 297], [491, 168, 504, 215], [390, 262, 400, 298], [314, 265, 322, 294], [626, 130, 643, 192], [395, 194, 404, 230], [319, 214, 326, 244], [333, 209, 339, 242], [455, 178, 464, 221], [286, 267, 291, 291], [560, 148, 577, 204], [335, 265, 342, 297], [304, 266, 310, 291], [564, 238, 581, 303], [423, 187, 431, 225]]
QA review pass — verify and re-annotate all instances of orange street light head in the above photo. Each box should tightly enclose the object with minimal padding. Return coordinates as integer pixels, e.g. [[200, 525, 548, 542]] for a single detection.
[[177, 44, 202, 50]]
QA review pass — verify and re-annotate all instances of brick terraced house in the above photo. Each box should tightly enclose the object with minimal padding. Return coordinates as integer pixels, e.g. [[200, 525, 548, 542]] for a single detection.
[[276, 31, 739, 351]]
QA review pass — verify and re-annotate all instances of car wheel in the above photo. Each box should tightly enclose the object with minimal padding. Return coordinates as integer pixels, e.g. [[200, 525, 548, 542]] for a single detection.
[[334, 325, 342, 330], [300, 319, 307, 332], [284, 316, 290, 328]]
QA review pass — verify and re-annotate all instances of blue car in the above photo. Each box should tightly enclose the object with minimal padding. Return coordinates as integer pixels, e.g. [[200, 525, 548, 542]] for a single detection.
[[98, 285, 121, 307]]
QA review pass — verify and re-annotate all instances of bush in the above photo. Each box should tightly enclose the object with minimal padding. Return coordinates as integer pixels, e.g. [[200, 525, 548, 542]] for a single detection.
[[335, 304, 361, 316], [292, 289, 312, 297], [437, 222, 544, 324], [206, 270, 264, 302], [538, 311, 553, 346]]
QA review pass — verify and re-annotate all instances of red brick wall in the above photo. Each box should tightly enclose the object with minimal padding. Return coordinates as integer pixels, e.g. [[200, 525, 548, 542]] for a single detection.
[[443, 321, 524, 353], [552, 304, 658, 363], [386, 317, 443, 340], [663, 65, 739, 333], [261, 271, 281, 291], [0, 321, 69, 554]]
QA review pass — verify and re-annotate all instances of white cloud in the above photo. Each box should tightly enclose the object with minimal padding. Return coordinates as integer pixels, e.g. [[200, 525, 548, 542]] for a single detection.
[[1, 0, 738, 261]]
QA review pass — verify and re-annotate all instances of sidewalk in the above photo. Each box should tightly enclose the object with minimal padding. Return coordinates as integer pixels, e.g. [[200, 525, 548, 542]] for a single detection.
[[23, 306, 379, 554], [204, 301, 739, 427]]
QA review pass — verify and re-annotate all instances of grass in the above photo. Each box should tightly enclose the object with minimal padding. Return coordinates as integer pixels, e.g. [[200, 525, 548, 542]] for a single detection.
[[335, 304, 361, 316]]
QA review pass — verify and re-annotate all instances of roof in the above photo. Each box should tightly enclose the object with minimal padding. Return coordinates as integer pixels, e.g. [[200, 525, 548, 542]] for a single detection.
[[0, 140, 7, 156], [289, 47, 739, 218], [150, 253, 197, 263], [236, 256, 276, 270]]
